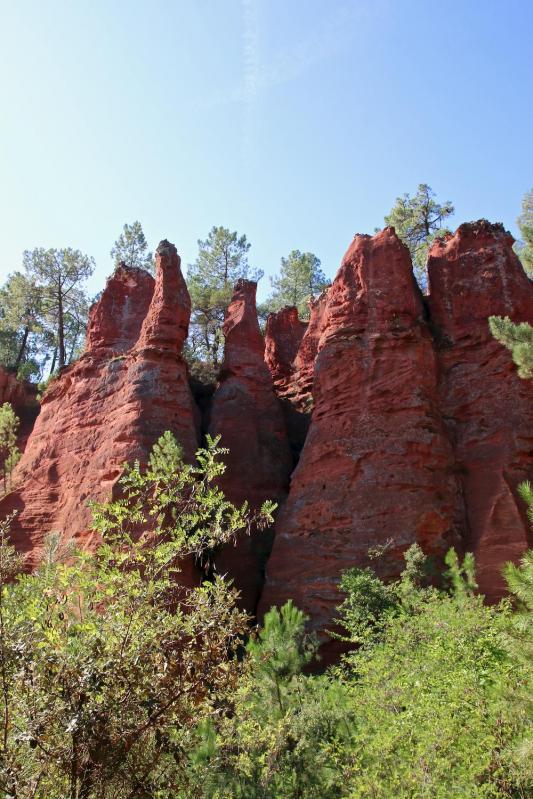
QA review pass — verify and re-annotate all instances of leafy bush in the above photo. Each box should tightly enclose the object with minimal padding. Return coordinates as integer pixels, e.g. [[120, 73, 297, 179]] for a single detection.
[[0, 432, 275, 798]]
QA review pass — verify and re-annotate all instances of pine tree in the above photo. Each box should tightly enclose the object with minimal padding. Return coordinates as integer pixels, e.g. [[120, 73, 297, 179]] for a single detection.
[[22, 248, 94, 370], [489, 316, 533, 379], [110, 221, 154, 273], [264, 250, 328, 319], [246, 601, 316, 713], [0, 403, 20, 494], [0, 272, 44, 376], [384, 184, 454, 289], [515, 189, 533, 276], [187, 226, 261, 370]]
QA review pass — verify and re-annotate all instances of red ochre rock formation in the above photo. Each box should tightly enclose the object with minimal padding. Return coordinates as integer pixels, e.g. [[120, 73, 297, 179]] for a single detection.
[[208, 280, 293, 613], [264, 307, 307, 396], [1, 221, 532, 652], [0, 366, 29, 409], [264, 306, 311, 456], [290, 290, 330, 410], [260, 227, 471, 652], [428, 221, 533, 600], [0, 244, 198, 565], [0, 367, 40, 451]]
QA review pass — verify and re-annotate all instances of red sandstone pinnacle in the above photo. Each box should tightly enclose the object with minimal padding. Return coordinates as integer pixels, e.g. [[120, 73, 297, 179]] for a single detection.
[[136, 240, 191, 353], [428, 220, 533, 600], [208, 279, 292, 614], [290, 289, 329, 410], [128, 240, 199, 458], [85, 265, 155, 354], [259, 227, 465, 656], [0, 241, 198, 565]]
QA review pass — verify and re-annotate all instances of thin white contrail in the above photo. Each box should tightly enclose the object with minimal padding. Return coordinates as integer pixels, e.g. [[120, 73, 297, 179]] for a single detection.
[[241, 0, 260, 169]]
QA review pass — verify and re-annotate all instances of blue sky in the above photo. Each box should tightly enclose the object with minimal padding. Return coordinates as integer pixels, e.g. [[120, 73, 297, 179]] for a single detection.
[[1, 0, 532, 300]]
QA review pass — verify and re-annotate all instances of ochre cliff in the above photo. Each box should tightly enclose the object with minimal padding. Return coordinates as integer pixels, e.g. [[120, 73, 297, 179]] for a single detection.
[[259, 228, 466, 649], [427, 221, 533, 599], [1, 222, 532, 654], [208, 280, 292, 612], [0, 244, 198, 564]]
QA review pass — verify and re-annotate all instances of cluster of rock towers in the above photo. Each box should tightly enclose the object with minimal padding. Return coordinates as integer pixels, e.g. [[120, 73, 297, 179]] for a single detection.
[[1, 222, 532, 656]]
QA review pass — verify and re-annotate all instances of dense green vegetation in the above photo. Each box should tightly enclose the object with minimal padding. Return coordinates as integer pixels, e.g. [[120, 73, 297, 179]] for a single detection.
[[0, 421, 531, 797]]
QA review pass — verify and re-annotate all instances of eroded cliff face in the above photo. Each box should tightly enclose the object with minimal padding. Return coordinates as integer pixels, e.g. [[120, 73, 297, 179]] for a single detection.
[[0, 244, 198, 564], [427, 221, 533, 599], [208, 280, 292, 612], [264, 307, 308, 397], [263, 294, 335, 458], [1, 222, 532, 653], [0, 367, 40, 451], [259, 228, 466, 650]]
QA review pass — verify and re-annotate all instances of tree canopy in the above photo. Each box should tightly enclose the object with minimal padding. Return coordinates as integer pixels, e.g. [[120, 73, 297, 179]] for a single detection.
[[383, 183, 454, 288], [22, 247, 94, 371], [0, 248, 94, 380], [0, 272, 44, 379], [263, 250, 328, 319], [186, 226, 262, 374], [110, 221, 154, 273]]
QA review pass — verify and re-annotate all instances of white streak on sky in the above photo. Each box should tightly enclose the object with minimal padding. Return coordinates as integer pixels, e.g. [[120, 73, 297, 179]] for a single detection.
[[241, 0, 260, 169]]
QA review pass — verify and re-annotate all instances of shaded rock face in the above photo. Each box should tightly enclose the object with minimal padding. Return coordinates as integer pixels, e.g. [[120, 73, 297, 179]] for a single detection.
[[259, 229, 465, 653], [0, 243, 198, 565], [85, 265, 154, 354], [0, 367, 29, 409], [264, 307, 310, 459], [208, 280, 292, 613], [291, 290, 330, 409], [428, 221, 533, 599], [264, 307, 307, 396], [0, 368, 40, 451]]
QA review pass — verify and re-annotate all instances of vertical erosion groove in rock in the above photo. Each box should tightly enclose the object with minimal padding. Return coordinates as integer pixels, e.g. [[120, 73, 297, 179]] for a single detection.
[[264, 306, 310, 458], [208, 279, 292, 614], [264, 306, 308, 396], [0, 244, 198, 565], [428, 220, 533, 600], [259, 227, 465, 657]]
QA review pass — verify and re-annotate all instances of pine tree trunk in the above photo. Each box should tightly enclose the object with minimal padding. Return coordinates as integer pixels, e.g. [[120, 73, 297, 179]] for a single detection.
[[50, 346, 58, 374], [58, 291, 66, 370], [14, 326, 30, 371]]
